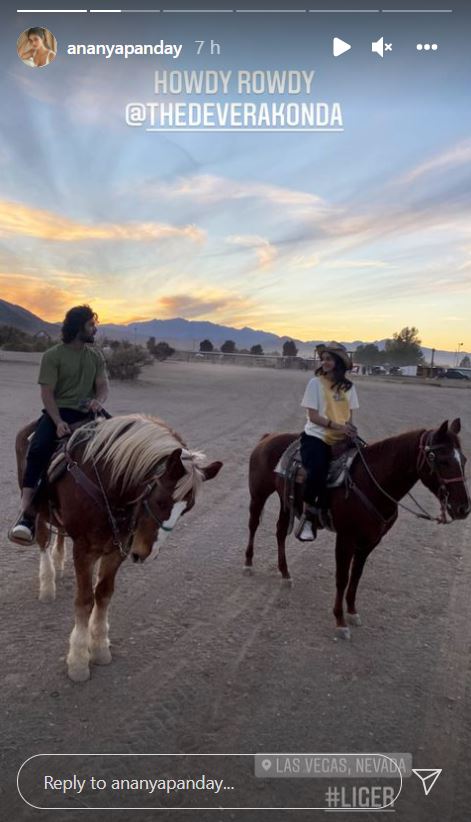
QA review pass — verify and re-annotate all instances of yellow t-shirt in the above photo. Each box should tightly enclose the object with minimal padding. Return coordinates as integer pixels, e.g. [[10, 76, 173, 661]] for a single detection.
[[301, 375, 359, 444]]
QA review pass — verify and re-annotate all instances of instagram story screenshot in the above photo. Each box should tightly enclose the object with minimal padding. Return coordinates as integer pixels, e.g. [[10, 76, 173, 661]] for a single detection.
[[1, 0, 470, 820]]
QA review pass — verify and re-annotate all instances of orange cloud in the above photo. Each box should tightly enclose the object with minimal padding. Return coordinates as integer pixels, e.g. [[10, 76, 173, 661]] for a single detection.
[[0, 274, 86, 319], [0, 200, 205, 243]]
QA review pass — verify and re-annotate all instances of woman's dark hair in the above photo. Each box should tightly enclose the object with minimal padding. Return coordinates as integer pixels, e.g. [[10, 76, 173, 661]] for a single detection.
[[316, 352, 353, 393], [27, 27, 47, 40], [62, 305, 97, 344]]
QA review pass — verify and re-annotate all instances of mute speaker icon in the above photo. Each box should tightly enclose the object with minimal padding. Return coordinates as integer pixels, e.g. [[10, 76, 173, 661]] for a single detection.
[[372, 37, 392, 57]]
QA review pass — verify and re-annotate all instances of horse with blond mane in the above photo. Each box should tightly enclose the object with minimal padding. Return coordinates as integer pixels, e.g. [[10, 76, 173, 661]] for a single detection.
[[15, 413, 222, 682]]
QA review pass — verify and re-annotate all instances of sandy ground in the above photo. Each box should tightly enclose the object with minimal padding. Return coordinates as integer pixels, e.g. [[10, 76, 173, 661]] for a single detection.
[[1, 359, 470, 822]]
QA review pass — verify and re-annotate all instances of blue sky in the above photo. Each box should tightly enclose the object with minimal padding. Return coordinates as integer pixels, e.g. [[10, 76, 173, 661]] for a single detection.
[[1, 4, 470, 349]]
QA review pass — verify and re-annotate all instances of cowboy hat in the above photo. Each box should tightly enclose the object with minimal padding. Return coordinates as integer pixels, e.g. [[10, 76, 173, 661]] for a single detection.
[[316, 341, 353, 370]]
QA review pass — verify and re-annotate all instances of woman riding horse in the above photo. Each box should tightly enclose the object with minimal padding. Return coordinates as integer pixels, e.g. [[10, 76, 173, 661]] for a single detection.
[[297, 342, 359, 541]]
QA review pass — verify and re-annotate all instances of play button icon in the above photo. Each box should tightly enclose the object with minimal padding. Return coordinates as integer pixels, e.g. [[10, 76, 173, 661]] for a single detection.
[[333, 37, 351, 57]]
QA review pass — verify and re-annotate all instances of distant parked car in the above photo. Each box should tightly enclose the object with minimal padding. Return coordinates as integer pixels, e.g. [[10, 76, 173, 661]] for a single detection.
[[444, 369, 470, 380]]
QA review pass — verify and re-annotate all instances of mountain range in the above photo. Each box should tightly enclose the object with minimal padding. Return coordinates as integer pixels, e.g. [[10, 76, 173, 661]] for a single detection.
[[0, 299, 467, 366]]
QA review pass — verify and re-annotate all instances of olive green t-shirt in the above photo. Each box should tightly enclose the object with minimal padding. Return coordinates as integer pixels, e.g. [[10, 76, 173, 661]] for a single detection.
[[38, 343, 106, 410]]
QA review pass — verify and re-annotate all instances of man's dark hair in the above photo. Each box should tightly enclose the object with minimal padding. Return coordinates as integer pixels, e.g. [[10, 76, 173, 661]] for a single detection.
[[61, 305, 97, 344]]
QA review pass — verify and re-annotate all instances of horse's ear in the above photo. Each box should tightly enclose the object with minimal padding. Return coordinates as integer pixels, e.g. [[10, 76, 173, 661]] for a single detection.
[[434, 420, 449, 441], [450, 418, 461, 434], [201, 461, 223, 482], [163, 448, 184, 482]]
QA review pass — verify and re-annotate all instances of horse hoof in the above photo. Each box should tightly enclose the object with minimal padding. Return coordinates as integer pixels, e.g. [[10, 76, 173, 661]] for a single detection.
[[68, 665, 90, 683], [90, 647, 112, 666], [335, 626, 351, 641], [346, 613, 362, 627], [243, 565, 253, 576], [38, 590, 56, 603], [281, 577, 292, 587]]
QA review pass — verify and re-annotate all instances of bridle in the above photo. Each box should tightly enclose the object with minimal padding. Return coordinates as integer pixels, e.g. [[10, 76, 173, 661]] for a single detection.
[[351, 430, 469, 526], [141, 498, 174, 531], [58, 418, 197, 558], [416, 430, 470, 523], [89, 461, 177, 557], [64, 452, 186, 558]]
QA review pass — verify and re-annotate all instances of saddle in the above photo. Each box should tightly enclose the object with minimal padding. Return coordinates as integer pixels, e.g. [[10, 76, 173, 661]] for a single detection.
[[274, 437, 359, 535], [275, 438, 357, 488], [19, 416, 98, 489], [47, 421, 98, 485], [46, 409, 112, 485]]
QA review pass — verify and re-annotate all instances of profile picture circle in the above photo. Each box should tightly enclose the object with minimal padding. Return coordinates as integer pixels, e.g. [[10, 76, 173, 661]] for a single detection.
[[17, 27, 57, 68]]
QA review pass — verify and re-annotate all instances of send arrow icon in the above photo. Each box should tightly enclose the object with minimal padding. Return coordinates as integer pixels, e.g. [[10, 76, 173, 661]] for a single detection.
[[412, 769, 442, 796], [333, 38, 351, 58]]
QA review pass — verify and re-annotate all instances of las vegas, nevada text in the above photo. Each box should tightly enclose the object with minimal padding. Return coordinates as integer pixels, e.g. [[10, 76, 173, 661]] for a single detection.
[[125, 70, 343, 130]]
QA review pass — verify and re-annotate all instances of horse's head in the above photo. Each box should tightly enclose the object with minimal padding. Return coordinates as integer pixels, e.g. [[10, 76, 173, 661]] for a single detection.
[[418, 418, 470, 521], [131, 448, 223, 561]]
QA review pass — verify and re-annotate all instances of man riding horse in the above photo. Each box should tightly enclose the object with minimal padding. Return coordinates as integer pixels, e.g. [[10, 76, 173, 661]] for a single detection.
[[9, 304, 109, 545]]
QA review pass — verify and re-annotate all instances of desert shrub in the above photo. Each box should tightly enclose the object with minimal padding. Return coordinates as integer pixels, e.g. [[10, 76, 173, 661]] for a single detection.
[[105, 344, 151, 380], [0, 325, 56, 352]]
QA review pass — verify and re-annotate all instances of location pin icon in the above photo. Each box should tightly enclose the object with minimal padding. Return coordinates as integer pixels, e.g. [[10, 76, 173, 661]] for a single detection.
[[261, 759, 272, 772]]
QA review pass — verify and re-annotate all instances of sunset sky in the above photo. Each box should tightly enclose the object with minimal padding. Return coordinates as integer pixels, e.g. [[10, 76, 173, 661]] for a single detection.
[[2, 5, 471, 349]]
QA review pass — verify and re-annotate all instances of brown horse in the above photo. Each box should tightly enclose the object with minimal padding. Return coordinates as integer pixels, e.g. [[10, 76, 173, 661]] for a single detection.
[[15, 414, 222, 682], [245, 419, 469, 639]]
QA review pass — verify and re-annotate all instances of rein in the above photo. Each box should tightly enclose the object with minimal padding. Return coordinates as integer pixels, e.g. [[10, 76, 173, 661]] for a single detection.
[[350, 431, 468, 527]]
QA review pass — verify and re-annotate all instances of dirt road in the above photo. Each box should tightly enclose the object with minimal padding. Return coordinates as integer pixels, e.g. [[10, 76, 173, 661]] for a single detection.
[[1, 360, 470, 822]]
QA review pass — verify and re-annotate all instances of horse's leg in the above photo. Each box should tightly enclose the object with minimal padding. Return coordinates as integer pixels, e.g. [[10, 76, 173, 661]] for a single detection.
[[51, 531, 66, 577], [67, 541, 96, 682], [345, 543, 377, 627], [89, 552, 124, 666], [36, 516, 56, 603], [244, 488, 271, 572], [333, 535, 355, 640], [276, 496, 291, 582]]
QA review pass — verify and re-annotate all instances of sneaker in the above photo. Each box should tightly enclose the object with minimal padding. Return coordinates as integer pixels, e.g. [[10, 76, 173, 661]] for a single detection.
[[9, 514, 36, 545], [295, 515, 316, 542]]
